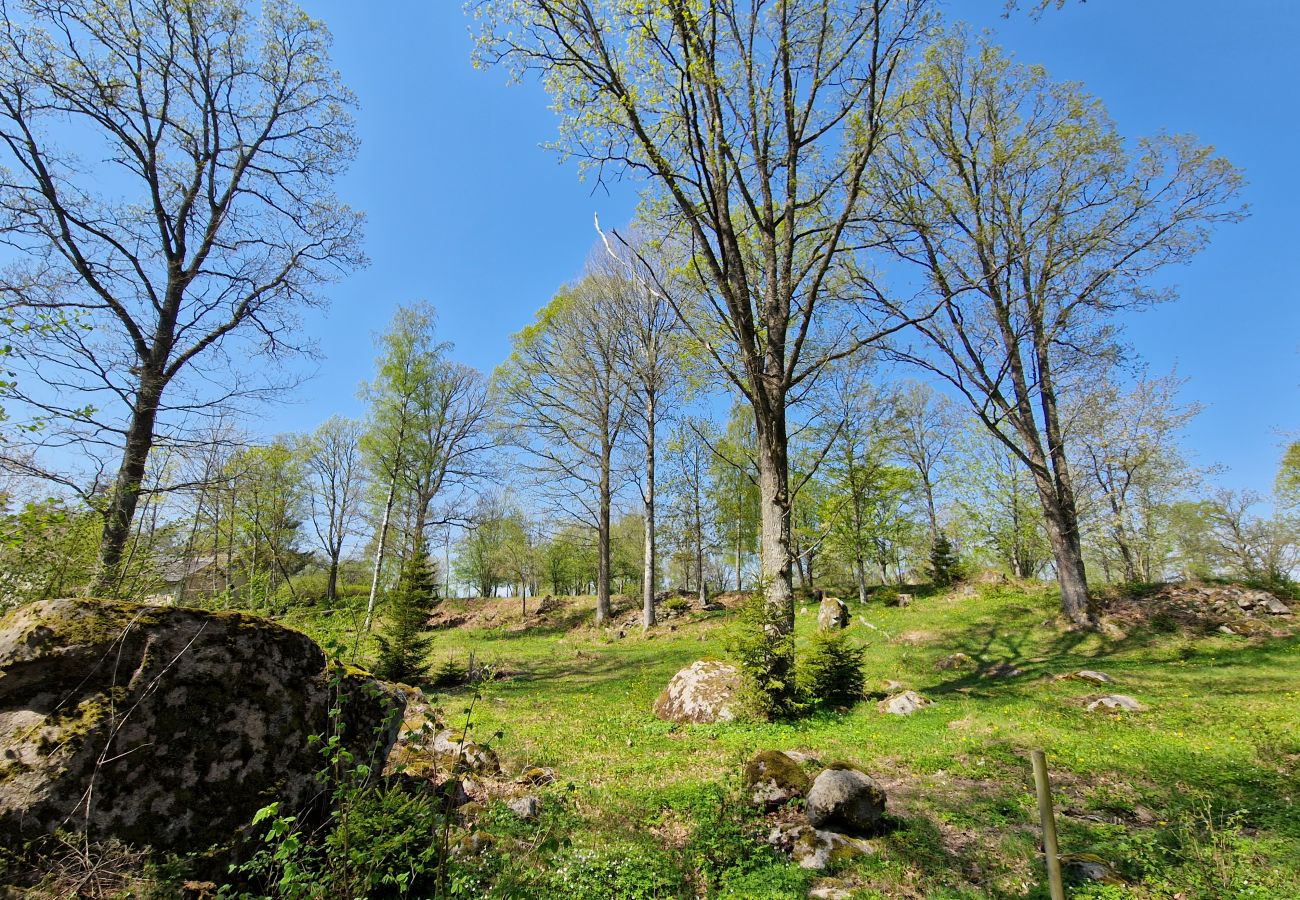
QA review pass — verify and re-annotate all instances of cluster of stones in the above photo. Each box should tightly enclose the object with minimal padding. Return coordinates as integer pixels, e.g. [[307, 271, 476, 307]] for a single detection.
[[743, 750, 885, 870]]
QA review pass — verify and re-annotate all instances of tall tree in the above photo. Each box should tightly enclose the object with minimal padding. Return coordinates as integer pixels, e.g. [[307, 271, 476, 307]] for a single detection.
[[604, 248, 683, 628], [495, 272, 630, 624], [894, 382, 954, 542], [475, 0, 934, 692], [360, 304, 491, 629], [869, 31, 1242, 624], [663, 420, 713, 606], [302, 416, 365, 603], [0, 0, 364, 595]]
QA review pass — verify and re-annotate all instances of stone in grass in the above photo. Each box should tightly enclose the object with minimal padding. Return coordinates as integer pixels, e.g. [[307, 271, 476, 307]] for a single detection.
[[516, 765, 557, 786], [806, 765, 887, 834], [935, 652, 977, 671], [506, 794, 541, 820], [817, 597, 851, 631], [1061, 852, 1124, 885], [1072, 670, 1115, 685], [652, 659, 742, 724], [1087, 694, 1145, 712], [743, 750, 811, 810], [879, 690, 933, 716], [767, 822, 873, 870]]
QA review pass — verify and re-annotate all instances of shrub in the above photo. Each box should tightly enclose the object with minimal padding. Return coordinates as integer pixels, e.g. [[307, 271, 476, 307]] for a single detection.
[[431, 657, 468, 689], [374, 542, 439, 683], [729, 588, 800, 719], [663, 596, 692, 614], [796, 631, 865, 709]]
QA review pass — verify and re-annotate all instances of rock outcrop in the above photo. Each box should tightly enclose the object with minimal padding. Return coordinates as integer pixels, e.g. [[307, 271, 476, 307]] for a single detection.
[[0, 598, 403, 850], [652, 660, 741, 723]]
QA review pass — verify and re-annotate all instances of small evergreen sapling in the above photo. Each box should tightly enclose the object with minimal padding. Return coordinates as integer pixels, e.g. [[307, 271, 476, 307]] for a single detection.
[[929, 533, 962, 587], [375, 541, 439, 683]]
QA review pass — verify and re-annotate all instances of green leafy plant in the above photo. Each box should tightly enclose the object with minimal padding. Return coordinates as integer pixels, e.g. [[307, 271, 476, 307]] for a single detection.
[[796, 631, 866, 709]]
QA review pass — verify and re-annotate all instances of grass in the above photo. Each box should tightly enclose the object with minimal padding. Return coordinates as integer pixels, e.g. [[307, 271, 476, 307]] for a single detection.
[[287, 582, 1299, 899]]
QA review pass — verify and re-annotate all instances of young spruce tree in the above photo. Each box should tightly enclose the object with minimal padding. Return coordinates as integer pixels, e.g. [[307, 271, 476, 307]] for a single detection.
[[375, 540, 439, 683]]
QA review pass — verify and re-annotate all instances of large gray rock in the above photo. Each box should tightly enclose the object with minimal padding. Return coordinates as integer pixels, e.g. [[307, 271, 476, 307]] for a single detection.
[[0, 598, 403, 850], [653, 660, 741, 723], [1087, 694, 1145, 712], [879, 690, 932, 716], [817, 598, 850, 631], [806, 766, 887, 834]]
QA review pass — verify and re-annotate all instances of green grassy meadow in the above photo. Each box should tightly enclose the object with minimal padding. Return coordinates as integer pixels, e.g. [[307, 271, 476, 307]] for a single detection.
[[286, 583, 1300, 899]]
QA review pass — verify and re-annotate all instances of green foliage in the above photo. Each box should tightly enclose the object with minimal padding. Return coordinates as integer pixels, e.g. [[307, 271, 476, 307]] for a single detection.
[[678, 782, 807, 897], [796, 631, 866, 709], [0, 498, 101, 609], [663, 596, 692, 614], [430, 657, 469, 689], [729, 588, 800, 719], [374, 544, 439, 683], [1277, 441, 1300, 510], [928, 533, 962, 587], [543, 841, 685, 899]]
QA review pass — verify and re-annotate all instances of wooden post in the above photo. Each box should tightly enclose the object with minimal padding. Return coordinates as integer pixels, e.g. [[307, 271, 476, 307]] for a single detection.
[[1031, 749, 1066, 900]]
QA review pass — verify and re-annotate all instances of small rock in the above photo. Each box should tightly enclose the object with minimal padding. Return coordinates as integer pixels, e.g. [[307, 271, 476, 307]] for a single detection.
[[1061, 852, 1124, 885], [516, 765, 556, 786], [1218, 624, 1236, 635], [1072, 670, 1114, 685], [806, 766, 886, 834], [817, 598, 850, 631], [784, 750, 823, 767], [1087, 694, 1145, 712], [894, 593, 913, 608], [1263, 597, 1292, 616], [881, 679, 905, 692], [935, 652, 976, 671], [506, 794, 541, 820], [767, 822, 873, 870], [879, 690, 932, 716], [743, 750, 811, 810], [808, 882, 855, 900]]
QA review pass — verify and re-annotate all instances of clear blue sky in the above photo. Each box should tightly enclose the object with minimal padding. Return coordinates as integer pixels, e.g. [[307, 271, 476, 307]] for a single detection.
[[285, 0, 1299, 496]]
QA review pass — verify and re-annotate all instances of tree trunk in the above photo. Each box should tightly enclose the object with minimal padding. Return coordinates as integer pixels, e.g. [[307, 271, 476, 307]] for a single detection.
[[90, 374, 164, 596], [642, 404, 657, 629], [694, 477, 708, 608], [326, 556, 340, 603], [596, 435, 612, 625], [754, 410, 795, 631], [364, 477, 398, 632], [1033, 472, 1093, 626]]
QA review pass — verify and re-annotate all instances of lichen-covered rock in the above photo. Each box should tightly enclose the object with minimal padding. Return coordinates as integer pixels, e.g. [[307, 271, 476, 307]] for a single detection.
[[430, 729, 501, 776], [879, 690, 932, 716], [0, 598, 403, 850], [506, 794, 541, 820], [516, 765, 557, 786], [817, 598, 850, 631], [652, 660, 741, 723], [743, 750, 810, 809], [1072, 670, 1114, 685], [766, 821, 873, 869], [806, 766, 886, 834], [935, 652, 977, 671], [1087, 694, 1145, 712]]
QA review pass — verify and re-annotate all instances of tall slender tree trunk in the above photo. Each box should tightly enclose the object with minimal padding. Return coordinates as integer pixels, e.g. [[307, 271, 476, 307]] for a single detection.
[[642, 393, 657, 629], [326, 556, 340, 604], [364, 477, 398, 632], [694, 476, 708, 608], [596, 434, 612, 625], [91, 374, 165, 596]]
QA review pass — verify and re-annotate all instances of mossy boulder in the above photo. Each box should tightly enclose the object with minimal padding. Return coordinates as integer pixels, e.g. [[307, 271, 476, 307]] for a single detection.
[[0, 598, 403, 850], [817, 598, 850, 631], [743, 750, 811, 809], [652, 660, 741, 724]]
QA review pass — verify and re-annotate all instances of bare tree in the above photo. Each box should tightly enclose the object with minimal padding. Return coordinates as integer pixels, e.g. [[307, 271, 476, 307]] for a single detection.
[[0, 0, 364, 595], [475, 0, 934, 694], [869, 31, 1242, 624], [303, 416, 365, 603], [602, 247, 683, 628], [494, 270, 630, 625]]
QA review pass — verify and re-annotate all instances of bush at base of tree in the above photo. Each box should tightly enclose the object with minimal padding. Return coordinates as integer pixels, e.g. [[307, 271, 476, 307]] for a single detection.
[[796, 631, 866, 709], [374, 543, 439, 684], [929, 533, 963, 587], [730, 589, 800, 720]]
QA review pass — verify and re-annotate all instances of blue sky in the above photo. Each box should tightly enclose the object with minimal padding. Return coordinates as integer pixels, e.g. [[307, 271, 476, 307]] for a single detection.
[[285, 0, 1299, 496]]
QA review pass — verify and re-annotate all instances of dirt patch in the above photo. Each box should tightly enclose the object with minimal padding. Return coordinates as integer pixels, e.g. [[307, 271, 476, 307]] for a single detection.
[[894, 629, 940, 645]]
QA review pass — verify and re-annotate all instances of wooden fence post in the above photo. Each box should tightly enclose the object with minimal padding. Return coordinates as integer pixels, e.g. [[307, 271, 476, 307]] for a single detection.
[[1031, 748, 1066, 900]]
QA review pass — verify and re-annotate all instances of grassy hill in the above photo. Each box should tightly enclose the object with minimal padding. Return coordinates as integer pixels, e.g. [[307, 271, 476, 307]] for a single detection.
[[283, 581, 1299, 899]]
